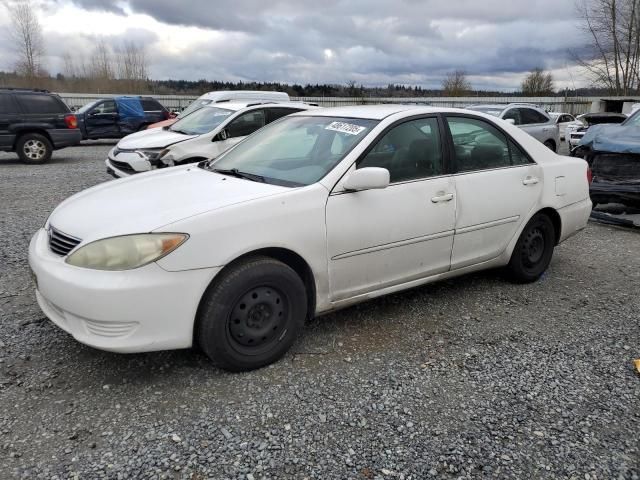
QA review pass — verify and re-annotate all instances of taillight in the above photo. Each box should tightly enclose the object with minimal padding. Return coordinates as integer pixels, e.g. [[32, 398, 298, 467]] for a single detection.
[[587, 167, 593, 184], [163, 110, 170, 120], [64, 114, 77, 129]]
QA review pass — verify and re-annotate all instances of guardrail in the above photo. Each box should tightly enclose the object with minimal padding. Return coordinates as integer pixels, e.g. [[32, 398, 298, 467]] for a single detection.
[[57, 93, 599, 115]]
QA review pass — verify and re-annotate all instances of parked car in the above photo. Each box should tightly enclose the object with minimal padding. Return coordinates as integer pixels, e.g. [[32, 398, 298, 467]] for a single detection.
[[467, 103, 560, 151], [548, 112, 576, 140], [30, 105, 591, 371], [572, 109, 640, 208], [147, 90, 290, 129], [0, 88, 82, 164], [75, 96, 170, 140], [566, 112, 627, 150], [106, 101, 315, 178]]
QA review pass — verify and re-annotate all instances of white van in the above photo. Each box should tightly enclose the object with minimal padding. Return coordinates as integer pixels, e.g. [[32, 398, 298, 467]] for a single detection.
[[148, 91, 291, 129]]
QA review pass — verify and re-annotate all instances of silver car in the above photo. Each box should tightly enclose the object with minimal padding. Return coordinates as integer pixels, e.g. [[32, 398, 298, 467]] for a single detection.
[[468, 103, 560, 152]]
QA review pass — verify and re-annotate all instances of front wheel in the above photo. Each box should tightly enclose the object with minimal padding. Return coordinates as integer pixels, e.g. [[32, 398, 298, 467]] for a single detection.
[[197, 256, 307, 371], [507, 214, 555, 283]]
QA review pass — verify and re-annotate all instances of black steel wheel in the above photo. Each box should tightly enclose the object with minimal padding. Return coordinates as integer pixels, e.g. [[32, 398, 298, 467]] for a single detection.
[[507, 213, 555, 283], [197, 256, 307, 371]]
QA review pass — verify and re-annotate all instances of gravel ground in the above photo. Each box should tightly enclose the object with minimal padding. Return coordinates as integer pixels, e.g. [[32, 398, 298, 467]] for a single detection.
[[0, 143, 639, 480]]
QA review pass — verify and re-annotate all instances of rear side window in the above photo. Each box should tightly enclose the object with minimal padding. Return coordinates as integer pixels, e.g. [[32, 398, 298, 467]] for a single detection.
[[519, 108, 549, 124], [15, 94, 68, 114], [446, 116, 531, 172], [141, 99, 164, 111], [0, 94, 20, 114], [266, 108, 302, 123]]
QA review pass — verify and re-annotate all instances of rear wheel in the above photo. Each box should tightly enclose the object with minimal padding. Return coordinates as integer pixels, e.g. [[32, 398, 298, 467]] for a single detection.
[[197, 256, 307, 371], [507, 214, 555, 283], [16, 133, 52, 164]]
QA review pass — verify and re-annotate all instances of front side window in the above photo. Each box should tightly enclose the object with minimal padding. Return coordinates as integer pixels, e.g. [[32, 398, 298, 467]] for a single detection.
[[209, 116, 378, 186], [169, 106, 233, 135], [226, 110, 266, 138], [502, 109, 521, 125], [266, 108, 301, 123], [447, 116, 531, 172], [357, 117, 443, 182], [93, 101, 117, 114]]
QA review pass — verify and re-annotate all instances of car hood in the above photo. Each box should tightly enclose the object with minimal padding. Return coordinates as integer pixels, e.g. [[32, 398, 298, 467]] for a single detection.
[[47, 166, 290, 242], [579, 124, 640, 153], [117, 128, 198, 149]]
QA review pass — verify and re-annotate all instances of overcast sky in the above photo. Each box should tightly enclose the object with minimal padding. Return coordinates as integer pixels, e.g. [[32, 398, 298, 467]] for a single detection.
[[0, 0, 589, 91]]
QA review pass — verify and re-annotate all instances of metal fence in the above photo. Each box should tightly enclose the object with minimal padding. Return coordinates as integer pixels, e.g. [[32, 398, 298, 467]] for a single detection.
[[57, 93, 602, 115]]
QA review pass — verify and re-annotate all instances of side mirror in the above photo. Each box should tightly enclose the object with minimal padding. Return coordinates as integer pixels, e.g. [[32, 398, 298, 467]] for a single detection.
[[505, 118, 516, 125], [213, 129, 229, 142], [343, 167, 390, 191]]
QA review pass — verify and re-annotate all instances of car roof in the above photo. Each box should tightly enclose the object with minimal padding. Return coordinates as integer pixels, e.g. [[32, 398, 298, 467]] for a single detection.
[[200, 101, 316, 112], [296, 104, 529, 120]]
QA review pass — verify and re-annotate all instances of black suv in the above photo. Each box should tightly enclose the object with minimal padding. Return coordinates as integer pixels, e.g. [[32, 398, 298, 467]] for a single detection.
[[0, 88, 82, 164], [75, 96, 171, 140]]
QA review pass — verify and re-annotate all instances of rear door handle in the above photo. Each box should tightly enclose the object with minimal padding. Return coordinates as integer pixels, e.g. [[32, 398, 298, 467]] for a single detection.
[[523, 176, 539, 186], [431, 193, 454, 203]]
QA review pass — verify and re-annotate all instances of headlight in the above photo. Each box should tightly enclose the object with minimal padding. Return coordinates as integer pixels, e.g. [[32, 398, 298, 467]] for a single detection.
[[66, 233, 188, 271], [136, 149, 170, 162]]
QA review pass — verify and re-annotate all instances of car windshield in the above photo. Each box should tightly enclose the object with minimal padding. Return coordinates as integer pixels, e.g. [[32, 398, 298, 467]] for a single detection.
[[467, 106, 504, 117], [77, 101, 100, 114], [622, 109, 640, 126], [177, 99, 214, 119], [169, 107, 233, 135], [206, 116, 379, 187]]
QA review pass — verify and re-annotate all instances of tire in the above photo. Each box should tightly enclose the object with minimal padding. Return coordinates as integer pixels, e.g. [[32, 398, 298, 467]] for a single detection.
[[543, 140, 556, 152], [507, 213, 556, 283], [16, 133, 52, 164], [197, 256, 307, 372]]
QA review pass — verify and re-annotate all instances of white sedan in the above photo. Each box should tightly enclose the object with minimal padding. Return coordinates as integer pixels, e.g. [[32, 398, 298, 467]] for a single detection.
[[29, 106, 592, 371]]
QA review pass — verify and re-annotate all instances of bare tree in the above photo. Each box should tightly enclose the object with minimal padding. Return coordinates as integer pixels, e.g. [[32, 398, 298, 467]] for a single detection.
[[576, 0, 640, 95], [115, 41, 148, 91], [521, 67, 555, 95], [442, 70, 471, 96], [6, 0, 45, 78], [90, 39, 114, 80]]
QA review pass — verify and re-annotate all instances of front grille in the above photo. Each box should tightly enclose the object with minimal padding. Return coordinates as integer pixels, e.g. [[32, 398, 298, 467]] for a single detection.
[[109, 159, 137, 174], [48, 227, 81, 256]]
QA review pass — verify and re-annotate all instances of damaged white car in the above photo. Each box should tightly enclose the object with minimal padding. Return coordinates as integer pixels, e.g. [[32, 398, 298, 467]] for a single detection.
[[105, 101, 316, 177]]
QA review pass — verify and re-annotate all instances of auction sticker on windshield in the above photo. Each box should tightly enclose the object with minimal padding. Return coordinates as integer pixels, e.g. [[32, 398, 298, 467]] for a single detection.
[[325, 121, 367, 135]]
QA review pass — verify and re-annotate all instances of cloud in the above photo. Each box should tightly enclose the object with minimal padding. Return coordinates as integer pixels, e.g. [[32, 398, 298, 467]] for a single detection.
[[1, 0, 589, 90]]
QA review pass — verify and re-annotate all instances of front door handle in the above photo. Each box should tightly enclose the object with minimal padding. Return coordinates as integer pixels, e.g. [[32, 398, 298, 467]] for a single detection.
[[431, 193, 454, 203], [523, 176, 539, 186]]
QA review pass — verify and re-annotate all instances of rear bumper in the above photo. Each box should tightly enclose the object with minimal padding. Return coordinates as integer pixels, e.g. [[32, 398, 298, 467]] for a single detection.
[[49, 129, 83, 148], [590, 183, 640, 207], [558, 198, 592, 243]]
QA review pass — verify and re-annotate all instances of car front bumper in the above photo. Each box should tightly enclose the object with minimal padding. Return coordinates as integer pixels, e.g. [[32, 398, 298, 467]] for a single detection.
[[28, 228, 220, 353]]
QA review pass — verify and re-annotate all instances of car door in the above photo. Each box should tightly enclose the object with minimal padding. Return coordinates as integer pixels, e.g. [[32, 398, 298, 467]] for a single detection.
[[445, 115, 543, 270], [325, 116, 456, 301], [214, 109, 266, 154], [0, 94, 20, 149], [85, 100, 119, 138]]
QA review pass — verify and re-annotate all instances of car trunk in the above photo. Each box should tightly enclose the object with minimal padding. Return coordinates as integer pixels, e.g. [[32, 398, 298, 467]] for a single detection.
[[592, 153, 640, 184]]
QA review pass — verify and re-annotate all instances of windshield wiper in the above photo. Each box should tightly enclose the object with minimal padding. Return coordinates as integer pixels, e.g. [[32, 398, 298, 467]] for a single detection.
[[211, 167, 266, 183]]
